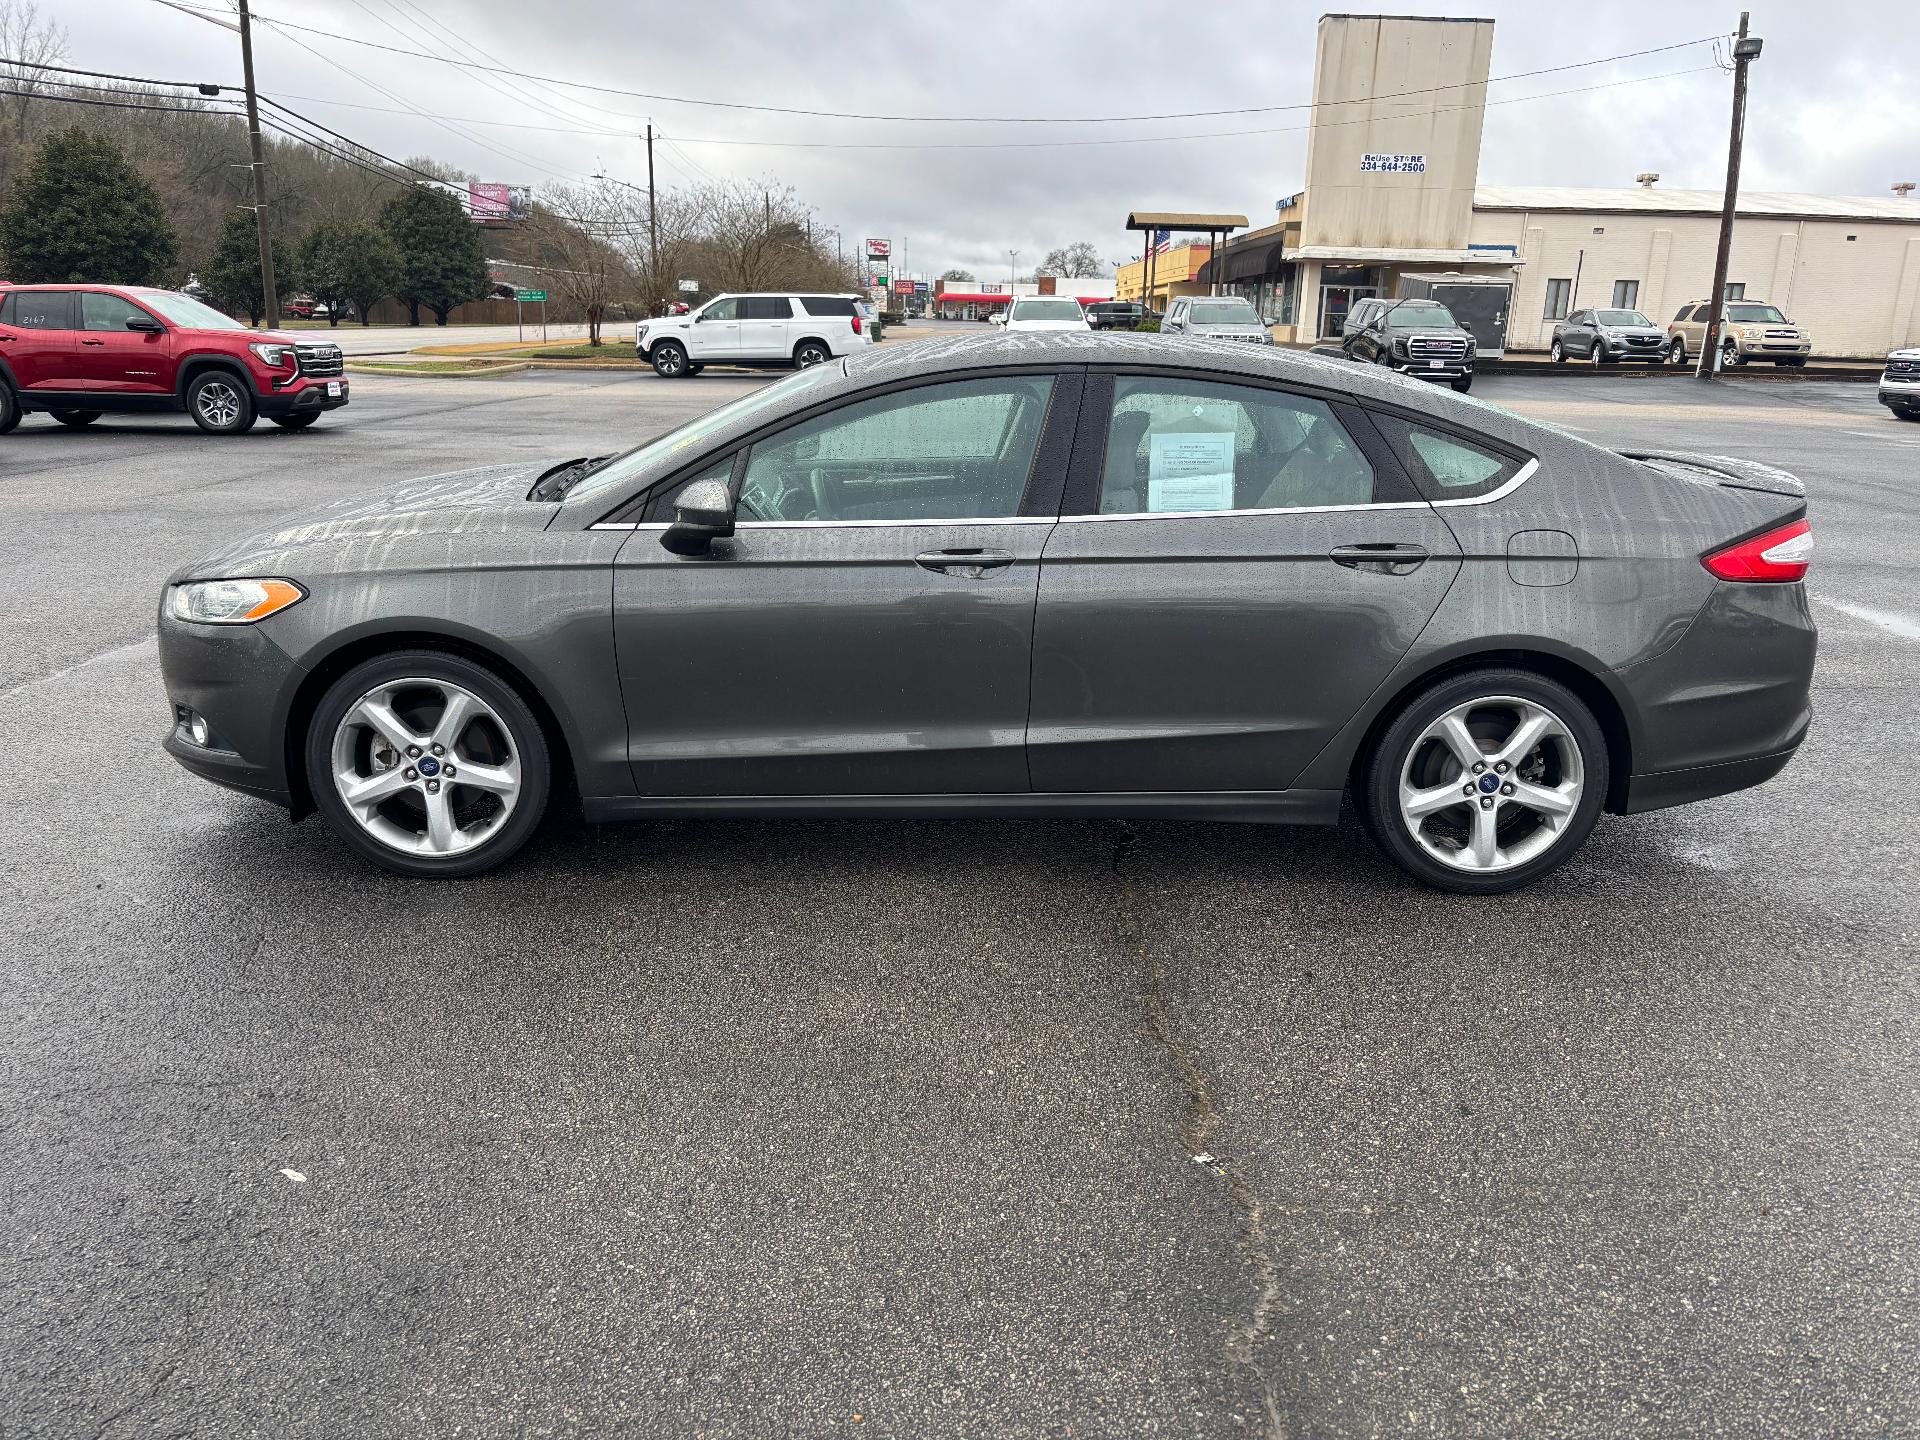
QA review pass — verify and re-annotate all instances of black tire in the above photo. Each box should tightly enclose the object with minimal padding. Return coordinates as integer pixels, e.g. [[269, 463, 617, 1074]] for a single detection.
[[1896, 407, 1920, 422], [1668, 339, 1687, 367], [0, 384, 18, 435], [304, 649, 552, 879], [650, 340, 689, 378], [1721, 340, 1743, 370], [793, 339, 831, 369], [1358, 667, 1609, 895], [269, 413, 320, 429], [1590, 343, 1608, 366], [186, 370, 257, 434], [685, 363, 704, 375], [1450, 375, 1473, 393], [54, 410, 102, 427], [1549, 340, 1565, 365]]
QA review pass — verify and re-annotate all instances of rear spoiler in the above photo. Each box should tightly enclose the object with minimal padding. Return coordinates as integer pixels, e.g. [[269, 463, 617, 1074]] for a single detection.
[[1615, 449, 1805, 499]]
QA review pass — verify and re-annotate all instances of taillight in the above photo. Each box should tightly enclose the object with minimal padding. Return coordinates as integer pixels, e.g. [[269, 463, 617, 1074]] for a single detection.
[[850, 314, 862, 335], [1702, 517, 1812, 581]]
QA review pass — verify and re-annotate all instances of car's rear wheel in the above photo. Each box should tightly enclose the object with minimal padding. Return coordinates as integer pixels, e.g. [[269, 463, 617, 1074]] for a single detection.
[[0, 385, 17, 435], [187, 372, 256, 434], [305, 650, 551, 878], [794, 340, 831, 368], [54, 411, 101, 428], [1359, 668, 1608, 894], [270, 413, 320, 429], [650, 341, 689, 378], [685, 363, 704, 376]]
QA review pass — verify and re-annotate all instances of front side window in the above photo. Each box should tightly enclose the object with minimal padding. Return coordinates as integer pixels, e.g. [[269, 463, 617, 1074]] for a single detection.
[[1689, 305, 1714, 323], [1611, 279, 1640, 310], [1370, 414, 1523, 502], [737, 376, 1055, 523], [82, 292, 152, 331], [699, 297, 739, 322], [1098, 377, 1376, 515], [4, 291, 76, 329], [1542, 279, 1571, 321]]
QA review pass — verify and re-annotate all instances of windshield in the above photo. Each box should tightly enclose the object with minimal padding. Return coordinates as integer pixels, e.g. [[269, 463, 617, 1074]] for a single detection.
[[1385, 303, 1458, 329], [565, 363, 842, 504], [138, 290, 245, 329], [1728, 303, 1787, 324], [1595, 309, 1653, 327], [1188, 300, 1261, 326], [1011, 300, 1084, 321]]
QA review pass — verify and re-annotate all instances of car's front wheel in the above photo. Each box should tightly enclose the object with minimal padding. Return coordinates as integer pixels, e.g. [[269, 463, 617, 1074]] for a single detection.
[[1668, 338, 1687, 366], [54, 411, 101, 428], [650, 341, 689, 378], [306, 650, 551, 878], [1359, 668, 1608, 894], [1721, 339, 1743, 369], [1450, 374, 1473, 393], [1549, 340, 1565, 364], [187, 372, 256, 434]]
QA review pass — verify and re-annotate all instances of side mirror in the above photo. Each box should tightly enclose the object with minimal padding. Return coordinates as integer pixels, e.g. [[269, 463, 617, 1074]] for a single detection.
[[660, 476, 736, 556], [126, 316, 163, 333], [1459, 321, 1474, 335], [989, 313, 1005, 326]]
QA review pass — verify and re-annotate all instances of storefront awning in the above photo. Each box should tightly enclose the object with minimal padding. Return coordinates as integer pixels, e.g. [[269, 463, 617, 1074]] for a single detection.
[[1197, 237, 1285, 285], [935, 291, 1013, 303], [1291, 245, 1522, 266]]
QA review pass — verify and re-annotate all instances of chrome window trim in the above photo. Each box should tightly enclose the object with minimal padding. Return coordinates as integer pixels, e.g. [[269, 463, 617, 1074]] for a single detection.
[[590, 516, 1054, 532], [1430, 456, 1540, 508], [1060, 501, 1429, 523]]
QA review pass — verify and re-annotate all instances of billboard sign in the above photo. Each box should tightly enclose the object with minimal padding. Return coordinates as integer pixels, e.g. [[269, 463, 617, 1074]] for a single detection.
[[866, 238, 891, 259], [469, 183, 531, 221], [892, 279, 914, 295]]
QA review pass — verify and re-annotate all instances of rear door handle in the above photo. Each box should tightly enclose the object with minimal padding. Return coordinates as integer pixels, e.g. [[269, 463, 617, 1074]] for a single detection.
[[915, 547, 1016, 578], [1329, 542, 1429, 575]]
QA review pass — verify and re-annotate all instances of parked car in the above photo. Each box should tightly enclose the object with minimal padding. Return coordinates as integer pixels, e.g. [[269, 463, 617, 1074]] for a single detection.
[[1665, 299, 1811, 368], [1549, 307, 1667, 365], [1160, 295, 1274, 345], [156, 332, 1814, 893], [0, 283, 348, 435], [1879, 347, 1920, 420], [283, 297, 319, 320], [1085, 301, 1150, 331], [635, 292, 870, 378], [1001, 297, 1091, 333], [1341, 296, 1476, 391]]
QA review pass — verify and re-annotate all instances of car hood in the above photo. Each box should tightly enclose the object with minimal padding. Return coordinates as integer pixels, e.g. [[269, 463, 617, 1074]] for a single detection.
[[1885, 347, 1920, 362], [174, 462, 559, 581], [1600, 326, 1666, 340]]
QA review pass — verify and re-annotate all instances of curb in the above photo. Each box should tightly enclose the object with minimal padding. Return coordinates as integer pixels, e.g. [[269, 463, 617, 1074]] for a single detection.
[[345, 361, 533, 378]]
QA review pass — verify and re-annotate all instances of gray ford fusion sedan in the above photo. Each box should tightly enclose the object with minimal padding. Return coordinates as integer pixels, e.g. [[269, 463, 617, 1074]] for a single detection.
[[157, 333, 1815, 893]]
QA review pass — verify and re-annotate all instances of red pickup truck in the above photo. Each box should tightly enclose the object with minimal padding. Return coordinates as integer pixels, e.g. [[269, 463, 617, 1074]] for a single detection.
[[0, 283, 349, 435]]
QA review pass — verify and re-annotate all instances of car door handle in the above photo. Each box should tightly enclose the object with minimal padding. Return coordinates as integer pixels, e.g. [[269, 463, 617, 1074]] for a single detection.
[[80, 338, 106, 345], [1329, 542, 1429, 575], [915, 547, 1016, 577]]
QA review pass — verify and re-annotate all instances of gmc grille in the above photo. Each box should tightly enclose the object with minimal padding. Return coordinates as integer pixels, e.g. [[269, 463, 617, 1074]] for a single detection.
[[296, 344, 344, 378], [1408, 336, 1467, 359]]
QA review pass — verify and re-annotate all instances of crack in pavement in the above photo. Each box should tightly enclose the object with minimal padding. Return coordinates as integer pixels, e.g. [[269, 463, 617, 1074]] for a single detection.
[[1108, 821, 1290, 1439]]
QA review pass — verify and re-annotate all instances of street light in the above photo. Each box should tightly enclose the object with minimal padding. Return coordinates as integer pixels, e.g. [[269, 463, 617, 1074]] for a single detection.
[[1008, 249, 1018, 291]]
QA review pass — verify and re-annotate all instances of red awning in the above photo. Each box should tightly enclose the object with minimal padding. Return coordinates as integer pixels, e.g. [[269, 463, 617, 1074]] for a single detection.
[[935, 291, 1013, 303]]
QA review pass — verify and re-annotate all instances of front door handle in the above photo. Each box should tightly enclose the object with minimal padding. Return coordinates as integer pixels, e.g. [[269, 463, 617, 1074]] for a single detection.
[[915, 547, 1015, 578], [1329, 542, 1429, 575], [80, 338, 105, 346]]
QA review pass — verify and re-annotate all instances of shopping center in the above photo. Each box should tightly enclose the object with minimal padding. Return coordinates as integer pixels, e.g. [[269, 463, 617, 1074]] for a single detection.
[[1125, 13, 1920, 358]]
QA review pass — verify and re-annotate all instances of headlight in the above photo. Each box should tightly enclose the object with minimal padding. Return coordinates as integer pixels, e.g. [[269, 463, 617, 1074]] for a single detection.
[[1391, 337, 1408, 355], [169, 578, 305, 625], [635, 325, 649, 343], [249, 341, 297, 367]]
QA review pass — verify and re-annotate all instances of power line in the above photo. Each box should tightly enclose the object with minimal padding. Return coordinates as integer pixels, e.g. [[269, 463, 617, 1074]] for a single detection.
[[0, 84, 232, 117], [180, 6, 1723, 128]]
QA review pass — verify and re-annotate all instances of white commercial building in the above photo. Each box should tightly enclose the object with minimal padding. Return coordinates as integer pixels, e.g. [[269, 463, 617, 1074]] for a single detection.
[[1202, 14, 1920, 358]]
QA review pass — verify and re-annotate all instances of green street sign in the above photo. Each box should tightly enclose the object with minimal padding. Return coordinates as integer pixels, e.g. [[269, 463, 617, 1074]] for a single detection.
[[514, 288, 547, 302]]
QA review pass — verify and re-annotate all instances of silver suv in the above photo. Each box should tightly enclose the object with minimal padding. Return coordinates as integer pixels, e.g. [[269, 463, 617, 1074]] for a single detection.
[[1160, 295, 1273, 344], [1665, 299, 1811, 368], [637, 292, 871, 378]]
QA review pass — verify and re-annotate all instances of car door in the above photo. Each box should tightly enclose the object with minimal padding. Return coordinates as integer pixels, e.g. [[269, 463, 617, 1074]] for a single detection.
[[0, 290, 77, 390], [77, 291, 173, 394], [611, 369, 1081, 796], [1028, 370, 1462, 794], [686, 296, 741, 360], [737, 296, 793, 360], [1561, 310, 1588, 355]]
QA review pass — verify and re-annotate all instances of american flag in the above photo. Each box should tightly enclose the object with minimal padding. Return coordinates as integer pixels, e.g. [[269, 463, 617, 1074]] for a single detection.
[[1150, 228, 1173, 255]]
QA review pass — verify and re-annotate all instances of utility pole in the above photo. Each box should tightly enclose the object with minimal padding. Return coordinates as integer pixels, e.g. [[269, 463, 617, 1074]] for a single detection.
[[645, 122, 658, 307], [236, 0, 278, 325], [1697, 11, 1762, 381]]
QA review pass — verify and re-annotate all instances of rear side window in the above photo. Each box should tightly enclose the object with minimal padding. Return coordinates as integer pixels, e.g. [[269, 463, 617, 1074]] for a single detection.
[[4, 291, 76, 329], [800, 296, 857, 317], [1370, 414, 1524, 502], [81, 293, 152, 331], [740, 297, 793, 320]]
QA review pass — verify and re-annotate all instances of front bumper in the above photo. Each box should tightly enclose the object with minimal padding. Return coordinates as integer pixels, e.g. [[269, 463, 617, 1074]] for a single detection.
[[1601, 337, 1670, 363], [1389, 358, 1474, 381], [157, 603, 306, 807], [1735, 340, 1811, 359], [255, 376, 349, 417], [1878, 378, 1920, 410]]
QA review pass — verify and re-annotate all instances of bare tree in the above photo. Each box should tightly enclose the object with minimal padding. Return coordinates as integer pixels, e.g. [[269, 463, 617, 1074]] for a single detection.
[[1038, 242, 1104, 278], [685, 178, 860, 295], [525, 179, 640, 345], [0, 1, 67, 192]]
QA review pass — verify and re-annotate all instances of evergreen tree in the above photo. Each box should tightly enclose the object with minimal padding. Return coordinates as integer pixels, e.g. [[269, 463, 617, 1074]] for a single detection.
[[202, 208, 298, 326], [379, 184, 489, 326], [300, 220, 400, 327], [0, 127, 179, 284]]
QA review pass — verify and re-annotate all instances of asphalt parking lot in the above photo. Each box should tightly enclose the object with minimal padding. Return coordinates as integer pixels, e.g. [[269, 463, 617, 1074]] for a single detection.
[[3, 365, 1916, 1437]]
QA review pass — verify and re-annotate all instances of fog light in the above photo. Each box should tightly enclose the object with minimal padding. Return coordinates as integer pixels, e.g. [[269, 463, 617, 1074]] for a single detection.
[[175, 705, 211, 747]]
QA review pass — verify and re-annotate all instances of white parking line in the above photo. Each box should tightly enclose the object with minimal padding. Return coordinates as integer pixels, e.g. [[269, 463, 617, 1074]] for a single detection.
[[1814, 595, 1920, 641], [1841, 430, 1915, 441]]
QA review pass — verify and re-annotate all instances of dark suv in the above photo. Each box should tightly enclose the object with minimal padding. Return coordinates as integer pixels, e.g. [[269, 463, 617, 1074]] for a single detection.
[[1340, 296, 1476, 392], [0, 284, 348, 435]]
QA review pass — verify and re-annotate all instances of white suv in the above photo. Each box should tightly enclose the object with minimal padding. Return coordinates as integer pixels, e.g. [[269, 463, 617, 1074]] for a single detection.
[[636, 293, 870, 378]]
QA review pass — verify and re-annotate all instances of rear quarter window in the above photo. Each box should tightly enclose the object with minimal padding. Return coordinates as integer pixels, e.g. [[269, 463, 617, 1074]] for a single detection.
[[1369, 413, 1527, 502], [800, 297, 858, 317]]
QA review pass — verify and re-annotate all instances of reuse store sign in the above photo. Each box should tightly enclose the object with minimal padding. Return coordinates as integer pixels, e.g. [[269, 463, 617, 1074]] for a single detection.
[[1360, 153, 1427, 174]]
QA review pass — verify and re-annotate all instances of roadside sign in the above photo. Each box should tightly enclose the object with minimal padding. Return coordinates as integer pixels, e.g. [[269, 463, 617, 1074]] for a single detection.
[[514, 288, 547, 302], [866, 238, 891, 259]]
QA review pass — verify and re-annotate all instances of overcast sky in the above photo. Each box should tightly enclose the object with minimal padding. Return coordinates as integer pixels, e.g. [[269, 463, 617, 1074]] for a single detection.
[[86, 0, 1920, 279]]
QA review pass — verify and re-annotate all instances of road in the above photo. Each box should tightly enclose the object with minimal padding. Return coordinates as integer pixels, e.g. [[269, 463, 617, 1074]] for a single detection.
[[2, 368, 1915, 1438]]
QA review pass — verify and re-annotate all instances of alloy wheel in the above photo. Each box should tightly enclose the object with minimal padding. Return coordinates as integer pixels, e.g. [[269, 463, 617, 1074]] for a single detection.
[[329, 677, 521, 858], [654, 345, 685, 376], [1550, 341, 1563, 364], [196, 380, 242, 428], [1396, 695, 1585, 874]]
